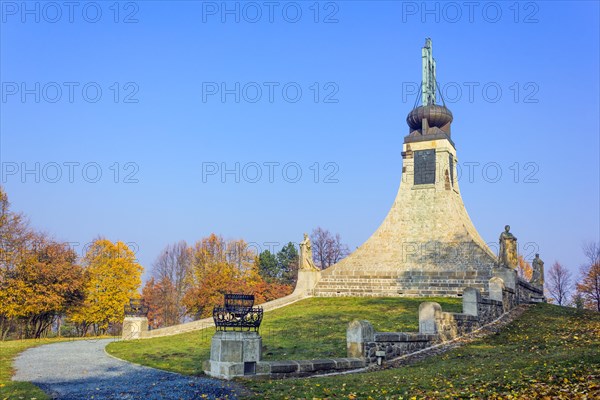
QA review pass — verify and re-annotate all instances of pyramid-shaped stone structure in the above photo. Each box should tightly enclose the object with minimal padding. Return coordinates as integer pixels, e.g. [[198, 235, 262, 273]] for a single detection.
[[311, 39, 499, 297]]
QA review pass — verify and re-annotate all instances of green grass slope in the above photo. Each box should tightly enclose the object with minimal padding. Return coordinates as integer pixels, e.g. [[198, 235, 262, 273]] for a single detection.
[[106, 297, 462, 376], [245, 303, 600, 399]]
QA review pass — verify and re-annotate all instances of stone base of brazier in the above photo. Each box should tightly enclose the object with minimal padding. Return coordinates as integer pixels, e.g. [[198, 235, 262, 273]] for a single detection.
[[204, 331, 262, 379]]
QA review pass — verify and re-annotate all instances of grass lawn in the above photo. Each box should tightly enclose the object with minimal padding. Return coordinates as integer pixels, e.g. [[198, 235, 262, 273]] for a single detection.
[[244, 303, 600, 399], [0, 337, 68, 400], [106, 297, 462, 376]]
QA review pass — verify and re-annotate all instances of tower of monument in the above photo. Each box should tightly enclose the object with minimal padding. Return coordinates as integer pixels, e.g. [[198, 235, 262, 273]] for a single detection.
[[311, 39, 501, 297]]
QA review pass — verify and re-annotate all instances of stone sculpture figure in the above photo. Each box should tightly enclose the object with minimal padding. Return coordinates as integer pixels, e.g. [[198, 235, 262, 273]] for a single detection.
[[299, 233, 319, 271], [531, 253, 544, 287], [499, 225, 518, 269]]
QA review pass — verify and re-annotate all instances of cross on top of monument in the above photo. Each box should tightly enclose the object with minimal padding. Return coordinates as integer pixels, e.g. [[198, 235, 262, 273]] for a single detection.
[[405, 38, 453, 140], [421, 38, 436, 106]]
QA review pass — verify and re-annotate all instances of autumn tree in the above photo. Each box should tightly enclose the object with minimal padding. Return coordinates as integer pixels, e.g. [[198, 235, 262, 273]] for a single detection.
[[0, 188, 87, 339], [184, 234, 243, 318], [142, 277, 177, 329], [310, 227, 350, 270], [0, 235, 85, 339], [576, 242, 600, 311], [18, 238, 85, 338], [570, 292, 585, 310], [547, 262, 572, 306], [183, 234, 293, 319], [149, 241, 191, 326], [0, 186, 29, 339], [516, 255, 533, 281], [70, 239, 143, 335]]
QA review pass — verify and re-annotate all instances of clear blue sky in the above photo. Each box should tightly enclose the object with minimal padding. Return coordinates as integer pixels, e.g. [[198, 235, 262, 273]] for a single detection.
[[1, 1, 599, 281]]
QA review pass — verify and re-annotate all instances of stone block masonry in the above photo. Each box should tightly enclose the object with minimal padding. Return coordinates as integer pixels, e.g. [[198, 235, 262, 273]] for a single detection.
[[205, 331, 262, 379], [122, 317, 148, 340], [312, 138, 500, 298], [348, 281, 520, 365]]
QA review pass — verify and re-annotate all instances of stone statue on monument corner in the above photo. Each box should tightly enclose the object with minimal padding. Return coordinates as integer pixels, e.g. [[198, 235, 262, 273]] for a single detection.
[[299, 233, 319, 271], [531, 253, 545, 287], [499, 225, 518, 269]]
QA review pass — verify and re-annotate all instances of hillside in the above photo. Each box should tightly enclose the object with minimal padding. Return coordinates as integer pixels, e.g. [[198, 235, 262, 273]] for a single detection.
[[244, 303, 600, 399], [106, 297, 462, 375]]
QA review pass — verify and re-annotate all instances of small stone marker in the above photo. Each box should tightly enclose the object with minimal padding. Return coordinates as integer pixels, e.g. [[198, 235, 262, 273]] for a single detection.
[[346, 320, 374, 358], [462, 287, 481, 317], [488, 277, 505, 302], [419, 302, 442, 334]]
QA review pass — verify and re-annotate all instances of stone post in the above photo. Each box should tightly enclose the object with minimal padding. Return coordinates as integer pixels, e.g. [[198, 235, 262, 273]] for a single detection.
[[346, 320, 374, 358], [418, 302, 442, 334], [122, 316, 148, 340], [493, 268, 516, 291], [205, 331, 262, 380], [488, 277, 505, 302], [462, 287, 481, 317]]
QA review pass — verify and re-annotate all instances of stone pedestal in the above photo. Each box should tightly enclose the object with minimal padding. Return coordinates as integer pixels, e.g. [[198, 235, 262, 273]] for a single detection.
[[204, 331, 262, 379], [122, 317, 148, 340], [418, 302, 442, 334], [346, 320, 375, 358], [293, 270, 321, 296]]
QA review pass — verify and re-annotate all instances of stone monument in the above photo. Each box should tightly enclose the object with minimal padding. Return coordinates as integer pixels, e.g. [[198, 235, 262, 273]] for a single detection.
[[291, 234, 322, 296], [299, 233, 319, 271], [307, 38, 501, 297], [498, 225, 518, 269], [531, 253, 544, 287]]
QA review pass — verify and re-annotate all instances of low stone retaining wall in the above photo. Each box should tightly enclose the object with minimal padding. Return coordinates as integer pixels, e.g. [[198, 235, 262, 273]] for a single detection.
[[365, 332, 438, 363], [137, 292, 307, 339], [348, 283, 520, 365], [517, 278, 545, 303], [254, 358, 365, 378]]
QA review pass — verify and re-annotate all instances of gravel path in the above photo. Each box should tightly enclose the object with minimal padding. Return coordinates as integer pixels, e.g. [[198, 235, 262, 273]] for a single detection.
[[12, 339, 242, 399]]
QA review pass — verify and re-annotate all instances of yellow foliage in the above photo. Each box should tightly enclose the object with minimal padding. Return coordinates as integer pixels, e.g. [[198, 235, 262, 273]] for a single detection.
[[70, 239, 143, 332]]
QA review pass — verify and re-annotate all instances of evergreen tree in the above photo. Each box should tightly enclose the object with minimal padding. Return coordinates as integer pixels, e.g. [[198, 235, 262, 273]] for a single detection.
[[257, 250, 278, 282], [277, 242, 299, 285]]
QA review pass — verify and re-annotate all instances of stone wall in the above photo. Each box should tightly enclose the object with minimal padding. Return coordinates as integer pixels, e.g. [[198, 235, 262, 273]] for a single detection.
[[348, 285, 512, 365], [253, 358, 366, 378], [517, 278, 544, 303], [365, 332, 438, 364], [138, 291, 308, 339]]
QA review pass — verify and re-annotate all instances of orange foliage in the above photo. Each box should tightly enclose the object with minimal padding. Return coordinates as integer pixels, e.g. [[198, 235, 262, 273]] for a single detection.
[[182, 234, 292, 319], [517, 255, 533, 281], [577, 262, 600, 311]]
